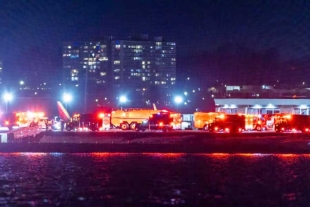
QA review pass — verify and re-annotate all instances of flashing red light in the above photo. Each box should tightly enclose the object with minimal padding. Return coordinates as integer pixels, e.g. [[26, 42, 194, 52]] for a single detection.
[[305, 128, 309, 132], [225, 128, 229, 132], [159, 122, 163, 126], [281, 127, 284, 131], [214, 127, 218, 131]]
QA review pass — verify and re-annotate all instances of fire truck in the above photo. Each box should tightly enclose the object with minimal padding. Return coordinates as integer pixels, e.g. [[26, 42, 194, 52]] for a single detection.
[[0, 111, 45, 130], [193, 112, 221, 130], [244, 114, 267, 131], [274, 114, 310, 133], [111, 108, 163, 130], [207, 114, 246, 133], [135, 111, 174, 132], [65, 113, 102, 131]]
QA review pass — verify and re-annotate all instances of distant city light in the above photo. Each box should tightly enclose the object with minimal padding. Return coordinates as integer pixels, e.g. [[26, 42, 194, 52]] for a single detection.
[[174, 96, 183, 104], [63, 93, 72, 104], [19, 80, 24, 85], [184, 92, 187, 96], [3, 93, 13, 102], [120, 96, 127, 103]]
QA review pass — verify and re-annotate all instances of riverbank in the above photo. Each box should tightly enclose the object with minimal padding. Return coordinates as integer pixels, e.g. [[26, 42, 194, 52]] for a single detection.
[[0, 131, 310, 153]]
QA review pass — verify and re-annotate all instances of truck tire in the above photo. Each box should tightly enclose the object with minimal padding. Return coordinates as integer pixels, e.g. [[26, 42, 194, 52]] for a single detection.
[[66, 126, 72, 131], [120, 123, 129, 130], [256, 126, 262, 131], [130, 122, 137, 130], [203, 124, 208, 131]]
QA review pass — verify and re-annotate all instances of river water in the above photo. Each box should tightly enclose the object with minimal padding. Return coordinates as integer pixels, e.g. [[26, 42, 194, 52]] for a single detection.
[[0, 153, 309, 206]]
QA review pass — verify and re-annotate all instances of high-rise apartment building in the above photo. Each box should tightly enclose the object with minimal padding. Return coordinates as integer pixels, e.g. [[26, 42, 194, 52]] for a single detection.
[[62, 41, 110, 110], [111, 36, 176, 107], [62, 35, 176, 110]]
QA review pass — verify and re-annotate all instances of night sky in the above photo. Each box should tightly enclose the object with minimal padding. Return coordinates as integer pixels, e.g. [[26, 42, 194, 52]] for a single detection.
[[1, 0, 310, 86]]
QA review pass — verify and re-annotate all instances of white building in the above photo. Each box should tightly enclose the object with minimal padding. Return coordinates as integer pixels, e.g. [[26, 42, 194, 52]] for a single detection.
[[214, 98, 310, 115]]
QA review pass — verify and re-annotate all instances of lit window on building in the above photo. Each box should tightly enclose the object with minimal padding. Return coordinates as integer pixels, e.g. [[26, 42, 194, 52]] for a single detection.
[[115, 45, 121, 49], [100, 72, 106, 76], [68, 46, 71, 49], [114, 69, 120, 72], [115, 76, 120, 80], [114, 60, 120, 64], [142, 77, 146, 81], [99, 57, 108, 61]]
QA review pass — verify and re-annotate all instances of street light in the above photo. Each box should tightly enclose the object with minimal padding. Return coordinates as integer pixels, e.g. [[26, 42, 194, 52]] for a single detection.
[[63, 93, 72, 110], [119, 96, 127, 110], [3, 93, 13, 112], [174, 96, 183, 113]]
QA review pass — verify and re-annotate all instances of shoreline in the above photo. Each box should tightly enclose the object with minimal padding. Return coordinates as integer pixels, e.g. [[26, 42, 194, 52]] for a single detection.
[[1, 131, 310, 153]]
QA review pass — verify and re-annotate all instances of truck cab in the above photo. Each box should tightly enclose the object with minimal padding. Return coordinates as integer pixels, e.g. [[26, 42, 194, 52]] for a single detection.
[[135, 111, 174, 132], [208, 114, 245, 133]]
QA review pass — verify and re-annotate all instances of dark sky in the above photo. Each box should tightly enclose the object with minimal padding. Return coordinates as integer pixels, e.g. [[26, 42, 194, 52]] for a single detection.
[[1, 0, 310, 84]]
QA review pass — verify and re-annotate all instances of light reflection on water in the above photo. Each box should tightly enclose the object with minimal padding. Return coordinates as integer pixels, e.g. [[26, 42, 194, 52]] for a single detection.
[[0, 153, 309, 206]]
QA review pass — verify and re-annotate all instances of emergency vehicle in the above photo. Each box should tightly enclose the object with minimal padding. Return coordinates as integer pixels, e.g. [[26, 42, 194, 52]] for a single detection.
[[111, 108, 163, 130], [244, 114, 267, 131], [193, 112, 221, 130], [207, 114, 246, 133], [135, 111, 174, 132], [274, 114, 310, 133], [0, 111, 45, 130], [65, 113, 102, 131]]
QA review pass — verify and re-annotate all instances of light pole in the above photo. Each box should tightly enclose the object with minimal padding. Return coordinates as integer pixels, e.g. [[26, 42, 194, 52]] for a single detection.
[[119, 96, 127, 110], [63, 93, 72, 110], [174, 96, 183, 113], [3, 93, 13, 112]]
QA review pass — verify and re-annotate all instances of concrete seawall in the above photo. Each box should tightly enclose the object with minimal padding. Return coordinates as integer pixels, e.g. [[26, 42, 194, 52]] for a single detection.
[[0, 131, 310, 153]]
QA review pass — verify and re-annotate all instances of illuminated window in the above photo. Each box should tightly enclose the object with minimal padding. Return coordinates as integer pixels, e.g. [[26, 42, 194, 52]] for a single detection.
[[115, 76, 120, 80], [99, 57, 108, 61], [114, 60, 120, 64], [100, 72, 106, 76], [115, 45, 121, 49], [114, 69, 120, 72], [142, 77, 146, 81]]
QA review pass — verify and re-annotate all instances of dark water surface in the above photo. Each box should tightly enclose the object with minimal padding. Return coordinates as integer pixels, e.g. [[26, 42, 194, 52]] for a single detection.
[[0, 153, 310, 206]]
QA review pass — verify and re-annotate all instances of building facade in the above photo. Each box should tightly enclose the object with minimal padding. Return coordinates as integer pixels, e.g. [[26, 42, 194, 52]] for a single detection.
[[62, 41, 110, 111], [111, 36, 176, 107], [62, 36, 176, 111]]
